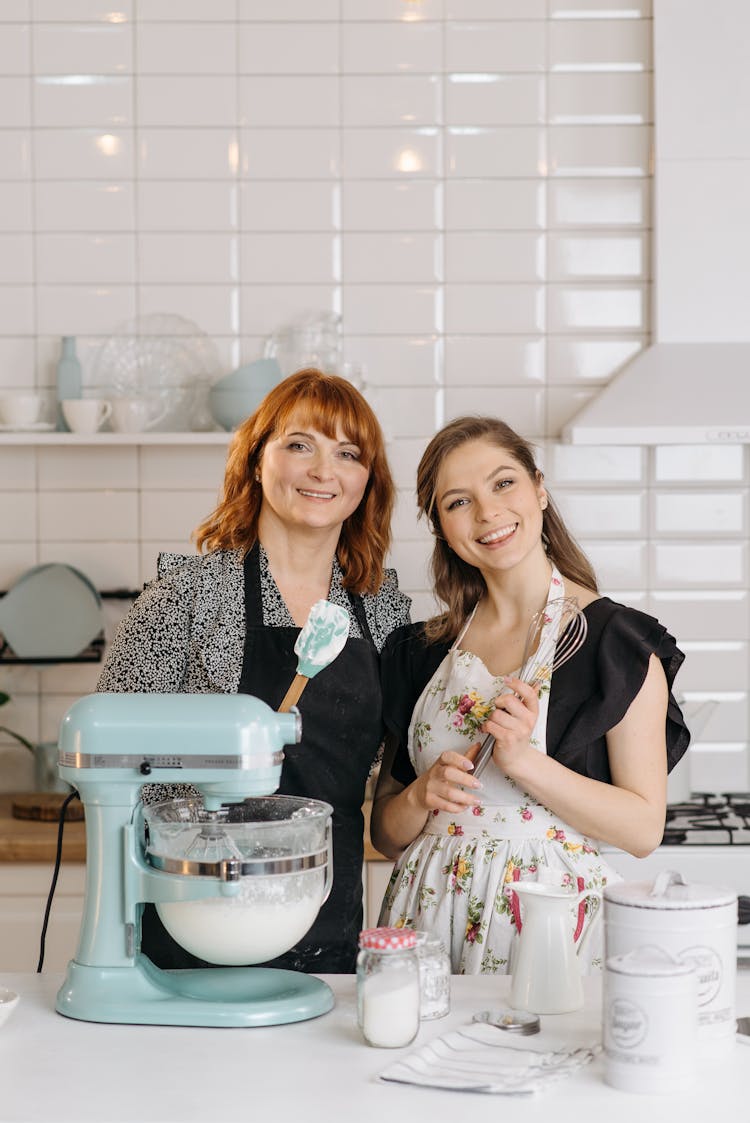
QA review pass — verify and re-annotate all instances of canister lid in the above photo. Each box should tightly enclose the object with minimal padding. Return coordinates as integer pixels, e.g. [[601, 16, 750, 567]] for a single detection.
[[358, 926, 417, 951], [606, 946, 696, 978], [603, 869, 737, 910]]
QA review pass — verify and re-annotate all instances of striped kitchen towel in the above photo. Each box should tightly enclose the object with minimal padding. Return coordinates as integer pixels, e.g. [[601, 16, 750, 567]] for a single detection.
[[378, 1021, 600, 1095]]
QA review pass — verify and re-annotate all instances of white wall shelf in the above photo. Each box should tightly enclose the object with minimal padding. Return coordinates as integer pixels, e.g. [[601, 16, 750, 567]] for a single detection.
[[0, 432, 231, 446]]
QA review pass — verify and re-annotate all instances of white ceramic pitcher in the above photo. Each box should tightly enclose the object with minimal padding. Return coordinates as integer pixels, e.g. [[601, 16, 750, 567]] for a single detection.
[[508, 881, 602, 1014]]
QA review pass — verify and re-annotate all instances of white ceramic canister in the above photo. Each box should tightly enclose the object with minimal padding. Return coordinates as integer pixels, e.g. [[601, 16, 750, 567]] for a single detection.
[[603, 946, 697, 1094], [603, 870, 737, 1059]]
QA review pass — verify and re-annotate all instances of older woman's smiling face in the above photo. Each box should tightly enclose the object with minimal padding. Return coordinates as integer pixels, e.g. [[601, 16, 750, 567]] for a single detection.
[[258, 409, 370, 535], [435, 438, 547, 574]]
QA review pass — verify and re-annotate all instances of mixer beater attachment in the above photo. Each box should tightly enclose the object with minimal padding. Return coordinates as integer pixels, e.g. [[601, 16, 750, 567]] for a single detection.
[[183, 812, 244, 863]]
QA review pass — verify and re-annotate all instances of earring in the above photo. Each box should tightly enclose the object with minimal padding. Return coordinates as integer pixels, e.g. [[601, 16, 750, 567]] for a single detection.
[[255, 472, 261, 483], [540, 498, 547, 510]]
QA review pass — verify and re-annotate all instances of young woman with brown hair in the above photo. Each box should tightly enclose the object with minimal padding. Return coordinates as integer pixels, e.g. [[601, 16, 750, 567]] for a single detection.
[[371, 416, 689, 974], [98, 369, 410, 973]]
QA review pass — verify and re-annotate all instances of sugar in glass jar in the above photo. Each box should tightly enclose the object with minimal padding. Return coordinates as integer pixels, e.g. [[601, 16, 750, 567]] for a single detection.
[[356, 927, 420, 1048]]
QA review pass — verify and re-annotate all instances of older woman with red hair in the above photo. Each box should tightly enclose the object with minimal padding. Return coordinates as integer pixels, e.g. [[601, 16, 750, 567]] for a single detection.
[[98, 369, 410, 973]]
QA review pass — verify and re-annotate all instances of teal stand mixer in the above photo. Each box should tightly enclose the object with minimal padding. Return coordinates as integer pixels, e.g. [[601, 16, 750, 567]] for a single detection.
[[54, 691, 335, 1027]]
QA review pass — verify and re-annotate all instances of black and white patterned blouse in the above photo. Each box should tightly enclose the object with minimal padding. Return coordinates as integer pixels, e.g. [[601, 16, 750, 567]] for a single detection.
[[258, 544, 370, 638]]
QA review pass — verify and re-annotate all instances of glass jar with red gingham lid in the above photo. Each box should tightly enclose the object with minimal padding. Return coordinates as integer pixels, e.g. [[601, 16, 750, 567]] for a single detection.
[[356, 926, 420, 1048], [358, 927, 418, 952]]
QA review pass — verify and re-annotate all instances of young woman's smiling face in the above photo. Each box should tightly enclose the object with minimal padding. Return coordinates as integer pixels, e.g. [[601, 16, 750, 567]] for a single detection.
[[434, 437, 547, 574], [258, 409, 370, 535]]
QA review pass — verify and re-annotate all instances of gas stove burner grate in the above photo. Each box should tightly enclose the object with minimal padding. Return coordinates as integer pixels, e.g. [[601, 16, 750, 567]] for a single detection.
[[663, 792, 750, 845], [660, 829, 688, 845]]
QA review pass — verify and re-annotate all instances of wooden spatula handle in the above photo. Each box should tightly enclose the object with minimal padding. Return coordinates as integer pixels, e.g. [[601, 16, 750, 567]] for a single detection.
[[278, 673, 308, 713]]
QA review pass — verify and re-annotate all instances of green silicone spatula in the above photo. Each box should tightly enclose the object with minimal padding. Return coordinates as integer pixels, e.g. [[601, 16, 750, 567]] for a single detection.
[[278, 599, 350, 712]]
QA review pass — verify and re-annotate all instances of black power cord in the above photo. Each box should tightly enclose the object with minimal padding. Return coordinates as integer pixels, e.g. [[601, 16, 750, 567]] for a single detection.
[[37, 788, 81, 973]]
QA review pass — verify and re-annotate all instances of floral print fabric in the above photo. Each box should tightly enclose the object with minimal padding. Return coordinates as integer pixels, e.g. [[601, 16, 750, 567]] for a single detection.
[[378, 568, 620, 975]]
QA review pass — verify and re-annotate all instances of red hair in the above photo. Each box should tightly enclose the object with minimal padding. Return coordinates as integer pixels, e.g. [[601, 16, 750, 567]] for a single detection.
[[194, 369, 395, 594]]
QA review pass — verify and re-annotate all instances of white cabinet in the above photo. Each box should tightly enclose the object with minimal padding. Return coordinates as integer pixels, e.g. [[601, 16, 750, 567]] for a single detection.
[[0, 863, 85, 972], [363, 860, 394, 929]]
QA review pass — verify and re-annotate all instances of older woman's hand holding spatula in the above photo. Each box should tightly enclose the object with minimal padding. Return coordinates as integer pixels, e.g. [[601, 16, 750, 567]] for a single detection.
[[278, 599, 351, 712]]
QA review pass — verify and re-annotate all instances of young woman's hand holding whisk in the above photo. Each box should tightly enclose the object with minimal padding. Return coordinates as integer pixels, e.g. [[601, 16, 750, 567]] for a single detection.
[[482, 676, 540, 774]]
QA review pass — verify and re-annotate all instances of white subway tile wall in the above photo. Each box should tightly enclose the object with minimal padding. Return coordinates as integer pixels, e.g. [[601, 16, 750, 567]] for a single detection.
[[0, 1, 747, 792]]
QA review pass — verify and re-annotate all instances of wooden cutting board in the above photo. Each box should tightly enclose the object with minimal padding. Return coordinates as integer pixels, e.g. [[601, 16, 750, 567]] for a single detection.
[[0, 794, 86, 861], [11, 792, 84, 822]]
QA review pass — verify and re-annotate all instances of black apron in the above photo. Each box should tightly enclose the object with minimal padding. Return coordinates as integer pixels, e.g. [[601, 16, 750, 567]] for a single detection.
[[140, 544, 383, 974]]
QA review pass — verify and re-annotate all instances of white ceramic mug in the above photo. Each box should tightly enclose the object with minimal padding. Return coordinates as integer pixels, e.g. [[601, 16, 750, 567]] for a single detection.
[[0, 393, 44, 427], [62, 398, 112, 434], [110, 397, 168, 434]]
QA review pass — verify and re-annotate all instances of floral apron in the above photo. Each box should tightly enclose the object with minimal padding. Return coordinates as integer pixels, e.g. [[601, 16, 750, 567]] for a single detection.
[[378, 567, 620, 974]]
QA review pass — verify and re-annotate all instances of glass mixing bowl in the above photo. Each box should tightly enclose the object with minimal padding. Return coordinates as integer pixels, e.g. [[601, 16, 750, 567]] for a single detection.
[[143, 795, 333, 965]]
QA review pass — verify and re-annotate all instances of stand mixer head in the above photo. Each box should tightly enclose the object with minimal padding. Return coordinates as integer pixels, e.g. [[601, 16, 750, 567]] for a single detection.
[[55, 692, 335, 1027]]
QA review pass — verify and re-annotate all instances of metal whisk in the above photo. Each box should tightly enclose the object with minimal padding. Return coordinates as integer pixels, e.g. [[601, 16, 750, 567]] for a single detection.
[[472, 596, 588, 779], [183, 810, 244, 862]]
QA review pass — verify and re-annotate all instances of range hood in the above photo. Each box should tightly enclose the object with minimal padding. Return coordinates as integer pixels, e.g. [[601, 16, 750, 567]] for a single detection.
[[562, 0, 750, 446], [562, 343, 750, 445]]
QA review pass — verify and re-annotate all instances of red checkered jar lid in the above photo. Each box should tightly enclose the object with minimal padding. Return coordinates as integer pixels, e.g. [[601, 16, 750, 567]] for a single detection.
[[358, 926, 417, 951]]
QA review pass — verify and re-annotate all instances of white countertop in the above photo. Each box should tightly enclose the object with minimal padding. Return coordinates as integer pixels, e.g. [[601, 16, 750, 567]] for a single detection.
[[1, 972, 749, 1123]]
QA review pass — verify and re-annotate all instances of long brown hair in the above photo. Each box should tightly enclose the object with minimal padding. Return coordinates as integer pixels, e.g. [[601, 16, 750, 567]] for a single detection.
[[194, 368, 395, 594], [417, 416, 598, 643]]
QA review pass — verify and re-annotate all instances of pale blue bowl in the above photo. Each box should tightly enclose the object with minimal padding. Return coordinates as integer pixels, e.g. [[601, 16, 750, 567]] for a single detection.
[[212, 358, 282, 391], [209, 359, 283, 430], [209, 387, 264, 431]]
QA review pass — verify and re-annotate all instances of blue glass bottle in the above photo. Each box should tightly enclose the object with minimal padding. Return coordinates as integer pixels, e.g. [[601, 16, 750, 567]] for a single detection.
[[56, 336, 82, 431]]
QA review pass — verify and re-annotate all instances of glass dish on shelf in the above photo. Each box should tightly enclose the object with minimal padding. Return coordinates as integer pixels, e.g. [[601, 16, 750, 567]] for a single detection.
[[263, 310, 342, 378], [92, 314, 222, 432]]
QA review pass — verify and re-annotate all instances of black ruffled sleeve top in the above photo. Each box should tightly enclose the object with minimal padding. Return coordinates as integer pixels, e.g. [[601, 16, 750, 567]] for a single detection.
[[382, 598, 690, 789]]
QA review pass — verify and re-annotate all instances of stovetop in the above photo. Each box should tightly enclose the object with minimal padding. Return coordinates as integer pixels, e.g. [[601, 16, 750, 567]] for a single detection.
[[663, 793, 750, 846], [600, 794, 750, 934]]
